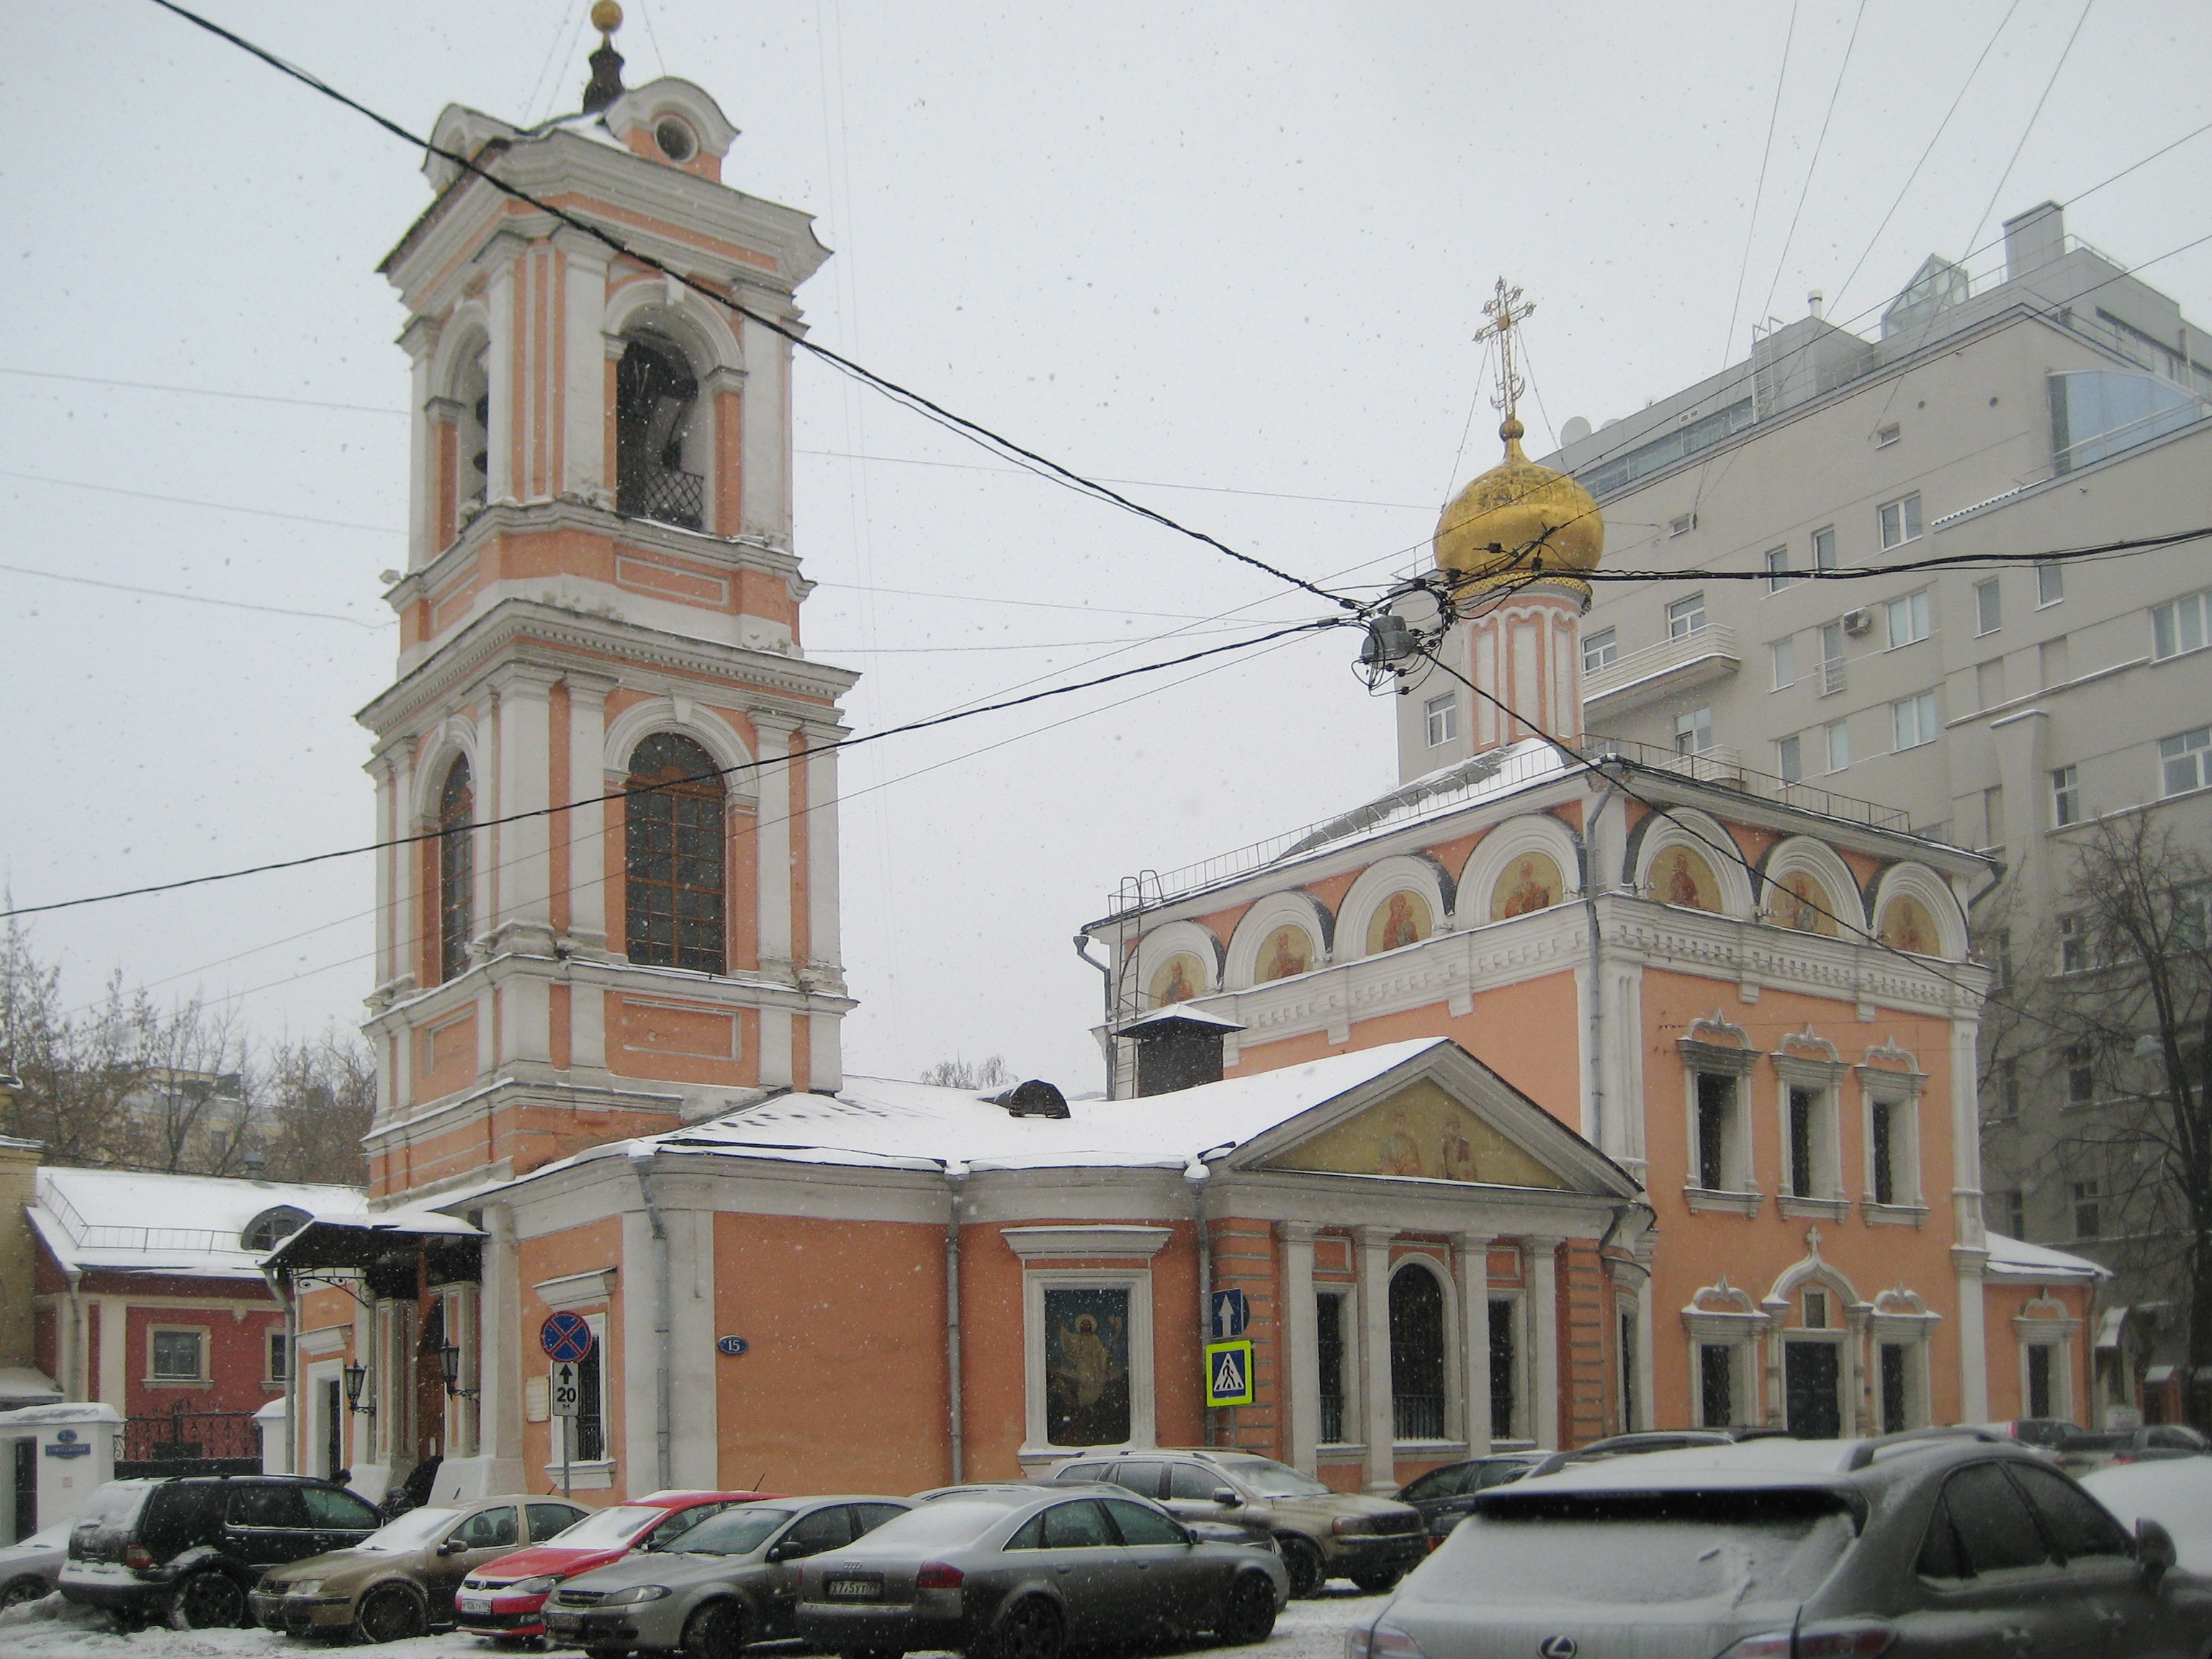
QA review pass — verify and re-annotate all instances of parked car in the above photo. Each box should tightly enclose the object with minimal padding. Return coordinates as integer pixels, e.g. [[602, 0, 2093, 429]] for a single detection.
[[2085, 1457, 2212, 1578], [248, 1493, 585, 1641], [58, 1475, 382, 1629], [2060, 1424, 2211, 1472], [0, 1522, 71, 1609], [1521, 1427, 1791, 1480], [1348, 1429, 2212, 1659], [1980, 1417, 2084, 1454], [547, 1494, 912, 1658], [1046, 1447, 1425, 1596], [1394, 1455, 1549, 1542], [454, 1489, 774, 1643], [794, 1483, 1286, 1659]]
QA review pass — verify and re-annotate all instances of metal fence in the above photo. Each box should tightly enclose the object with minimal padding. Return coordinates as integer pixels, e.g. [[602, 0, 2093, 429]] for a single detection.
[[117, 1406, 261, 1477]]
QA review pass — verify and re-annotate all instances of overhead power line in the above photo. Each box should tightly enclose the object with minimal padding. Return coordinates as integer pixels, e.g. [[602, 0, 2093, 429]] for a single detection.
[[0, 561, 387, 627], [143, 0, 1360, 617], [0, 616, 1346, 922], [0, 467, 396, 535]]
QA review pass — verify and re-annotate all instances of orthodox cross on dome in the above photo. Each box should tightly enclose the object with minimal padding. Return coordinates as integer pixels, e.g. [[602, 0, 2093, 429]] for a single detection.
[[1475, 277, 1536, 439]]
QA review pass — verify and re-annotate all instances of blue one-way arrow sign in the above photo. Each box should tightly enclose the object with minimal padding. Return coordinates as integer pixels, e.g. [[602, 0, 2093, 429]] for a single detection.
[[1208, 1288, 1249, 1340]]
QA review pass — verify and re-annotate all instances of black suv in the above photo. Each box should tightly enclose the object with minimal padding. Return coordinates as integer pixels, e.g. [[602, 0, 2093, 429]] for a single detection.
[[60, 1475, 381, 1629]]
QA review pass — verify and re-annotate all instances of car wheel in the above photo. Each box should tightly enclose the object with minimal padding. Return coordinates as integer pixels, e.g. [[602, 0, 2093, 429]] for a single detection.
[[1277, 1537, 1324, 1599], [0, 1577, 46, 1610], [993, 1598, 1064, 1659], [683, 1600, 747, 1659], [173, 1570, 248, 1629], [1349, 1569, 1403, 1596], [355, 1582, 428, 1644], [1214, 1573, 1278, 1645]]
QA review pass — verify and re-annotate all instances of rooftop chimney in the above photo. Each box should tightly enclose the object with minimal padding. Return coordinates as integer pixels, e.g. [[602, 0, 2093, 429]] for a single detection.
[[2003, 202, 2065, 282], [1114, 1006, 1246, 1097], [1807, 289, 1825, 321]]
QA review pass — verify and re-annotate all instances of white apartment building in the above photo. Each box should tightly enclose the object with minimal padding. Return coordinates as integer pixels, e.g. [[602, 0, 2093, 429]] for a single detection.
[[1403, 202, 2212, 1416]]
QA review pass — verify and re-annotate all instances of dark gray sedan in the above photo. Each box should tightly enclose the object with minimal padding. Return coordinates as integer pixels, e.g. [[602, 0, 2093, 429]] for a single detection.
[[794, 1483, 1287, 1659], [545, 1496, 912, 1659]]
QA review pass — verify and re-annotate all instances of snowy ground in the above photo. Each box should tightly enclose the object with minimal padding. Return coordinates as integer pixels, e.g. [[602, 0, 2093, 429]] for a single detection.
[[0, 1583, 1379, 1659]]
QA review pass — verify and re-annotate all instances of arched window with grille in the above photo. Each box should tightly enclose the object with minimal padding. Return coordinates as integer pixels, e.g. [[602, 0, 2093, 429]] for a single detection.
[[615, 336, 703, 529], [1389, 1263, 1447, 1441], [437, 756, 474, 984], [624, 732, 727, 974]]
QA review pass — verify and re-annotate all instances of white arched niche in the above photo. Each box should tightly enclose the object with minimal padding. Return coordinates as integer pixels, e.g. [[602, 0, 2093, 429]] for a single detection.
[[1631, 808, 1756, 920], [1337, 855, 1452, 960], [1867, 861, 1968, 960], [1125, 919, 1225, 1011], [1224, 889, 1335, 989], [1756, 835, 1868, 940], [1459, 812, 1583, 927]]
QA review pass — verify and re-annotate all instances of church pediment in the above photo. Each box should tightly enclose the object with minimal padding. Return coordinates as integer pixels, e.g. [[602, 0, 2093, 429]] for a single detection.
[[1266, 1079, 1570, 1189]]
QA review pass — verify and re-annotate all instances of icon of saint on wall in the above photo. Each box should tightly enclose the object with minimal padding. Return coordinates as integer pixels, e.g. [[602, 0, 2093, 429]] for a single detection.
[[1879, 895, 1936, 955], [1045, 1288, 1131, 1447], [1773, 871, 1837, 935], [1491, 852, 1563, 920], [1652, 847, 1719, 912], [1440, 1117, 1477, 1182], [1148, 953, 1202, 1007], [1378, 1108, 1426, 1177], [1257, 925, 1313, 983], [1366, 891, 1431, 956]]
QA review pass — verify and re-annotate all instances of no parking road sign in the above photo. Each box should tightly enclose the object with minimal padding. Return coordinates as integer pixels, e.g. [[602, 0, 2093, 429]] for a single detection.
[[1205, 1339, 1254, 1407], [540, 1310, 595, 1363]]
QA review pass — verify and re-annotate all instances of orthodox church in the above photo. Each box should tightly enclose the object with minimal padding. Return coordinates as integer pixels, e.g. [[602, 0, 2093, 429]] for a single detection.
[[267, 14, 2099, 1507]]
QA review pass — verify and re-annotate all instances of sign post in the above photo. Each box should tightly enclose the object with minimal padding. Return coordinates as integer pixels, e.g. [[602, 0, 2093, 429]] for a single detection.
[[540, 1314, 595, 1502]]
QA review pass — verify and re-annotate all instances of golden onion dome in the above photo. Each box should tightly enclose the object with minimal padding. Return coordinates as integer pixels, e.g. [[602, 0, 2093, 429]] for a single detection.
[[1434, 416, 1604, 590]]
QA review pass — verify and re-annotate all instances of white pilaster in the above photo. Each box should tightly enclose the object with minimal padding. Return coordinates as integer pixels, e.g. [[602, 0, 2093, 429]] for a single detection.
[[1950, 1015, 1992, 1421], [752, 711, 796, 976], [804, 721, 844, 984], [489, 664, 560, 953], [1356, 1228, 1395, 1493], [1280, 1223, 1321, 1475], [482, 240, 521, 506], [555, 231, 611, 501], [1527, 1238, 1562, 1449], [98, 1297, 127, 1408], [564, 673, 619, 954], [737, 307, 789, 544], [475, 1204, 526, 1490], [667, 1204, 719, 1486], [1455, 1235, 1493, 1456]]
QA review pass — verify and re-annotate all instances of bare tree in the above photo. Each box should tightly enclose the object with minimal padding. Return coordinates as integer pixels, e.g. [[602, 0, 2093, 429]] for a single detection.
[[0, 916, 157, 1167], [132, 996, 256, 1176], [2027, 817, 2212, 1417], [918, 1054, 1015, 1090], [259, 1033, 375, 1186]]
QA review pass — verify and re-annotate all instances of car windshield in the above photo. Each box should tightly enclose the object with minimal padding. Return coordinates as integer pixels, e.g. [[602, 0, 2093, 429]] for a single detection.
[[1213, 1456, 1331, 1498], [359, 1509, 462, 1552], [859, 1501, 1019, 1547], [1443, 1491, 1856, 1607], [655, 1509, 792, 1555], [542, 1505, 665, 1548], [71, 1483, 152, 1530]]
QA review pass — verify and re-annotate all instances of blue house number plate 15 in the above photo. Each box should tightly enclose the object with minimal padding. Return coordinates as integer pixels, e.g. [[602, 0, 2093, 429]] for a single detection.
[[716, 1335, 750, 1357]]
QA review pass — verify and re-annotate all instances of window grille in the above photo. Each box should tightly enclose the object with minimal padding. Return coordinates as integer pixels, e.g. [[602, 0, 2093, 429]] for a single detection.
[[624, 732, 728, 975]]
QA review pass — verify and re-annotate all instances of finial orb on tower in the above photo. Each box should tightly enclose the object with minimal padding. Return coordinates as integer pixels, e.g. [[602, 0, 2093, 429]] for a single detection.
[[591, 1, 624, 35], [1433, 277, 1604, 590]]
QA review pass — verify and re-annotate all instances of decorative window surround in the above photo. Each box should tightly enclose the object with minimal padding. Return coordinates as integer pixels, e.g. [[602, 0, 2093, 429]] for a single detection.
[[539, 1457, 616, 1490], [1779, 1196, 1851, 1223], [1685, 1185, 1766, 1218], [1862, 1201, 1932, 1226], [1018, 1265, 1159, 1470], [534, 1268, 618, 1310], [1001, 1226, 1172, 1261]]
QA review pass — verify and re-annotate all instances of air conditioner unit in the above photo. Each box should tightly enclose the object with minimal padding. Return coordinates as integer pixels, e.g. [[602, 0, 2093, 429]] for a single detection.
[[1842, 608, 1875, 636]]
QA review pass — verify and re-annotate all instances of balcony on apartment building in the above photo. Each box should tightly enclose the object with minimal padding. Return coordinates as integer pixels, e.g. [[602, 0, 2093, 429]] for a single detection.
[[1584, 621, 1741, 723]]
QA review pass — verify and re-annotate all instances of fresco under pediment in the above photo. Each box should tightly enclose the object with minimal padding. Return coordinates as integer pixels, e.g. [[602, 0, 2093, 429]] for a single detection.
[[1267, 1079, 1568, 1190]]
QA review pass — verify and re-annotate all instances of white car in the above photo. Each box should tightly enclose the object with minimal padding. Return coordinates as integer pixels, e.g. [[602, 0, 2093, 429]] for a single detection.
[[2084, 1458, 2212, 1575], [0, 1524, 71, 1609]]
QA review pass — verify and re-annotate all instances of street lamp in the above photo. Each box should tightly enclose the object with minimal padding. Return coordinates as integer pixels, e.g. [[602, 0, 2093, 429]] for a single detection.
[[342, 1359, 373, 1416], [438, 1344, 478, 1401]]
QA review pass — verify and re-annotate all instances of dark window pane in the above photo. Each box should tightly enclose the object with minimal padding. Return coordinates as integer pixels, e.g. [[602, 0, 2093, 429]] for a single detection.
[[1390, 1267, 1447, 1439], [624, 732, 727, 974], [1107, 1462, 1165, 1499], [1168, 1463, 1223, 1501], [439, 756, 473, 984], [2009, 1465, 2130, 1560], [1917, 1493, 1969, 1581], [1103, 1500, 1184, 1547], [1945, 1463, 2050, 1574], [228, 1485, 307, 1529], [1040, 1501, 1116, 1549]]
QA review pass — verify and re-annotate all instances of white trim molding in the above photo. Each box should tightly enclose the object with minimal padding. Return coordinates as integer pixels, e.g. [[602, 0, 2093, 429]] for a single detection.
[[999, 1226, 1173, 1262]]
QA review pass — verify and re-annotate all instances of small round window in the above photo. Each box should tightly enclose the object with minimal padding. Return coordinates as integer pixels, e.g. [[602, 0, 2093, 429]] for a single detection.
[[655, 119, 696, 162]]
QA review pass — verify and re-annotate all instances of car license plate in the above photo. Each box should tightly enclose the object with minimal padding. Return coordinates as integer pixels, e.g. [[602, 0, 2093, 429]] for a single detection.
[[826, 1578, 882, 1599], [548, 1614, 581, 1631], [457, 1596, 491, 1615]]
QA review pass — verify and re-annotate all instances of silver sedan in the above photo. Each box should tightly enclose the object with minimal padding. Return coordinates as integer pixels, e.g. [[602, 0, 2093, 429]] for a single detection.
[[0, 1524, 69, 1610], [795, 1483, 1287, 1659]]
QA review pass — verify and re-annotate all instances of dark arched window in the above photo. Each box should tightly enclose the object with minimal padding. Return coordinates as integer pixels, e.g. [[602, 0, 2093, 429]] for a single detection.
[[437, 756, 474, 984], [615, 336, 702, 529], [625, 732, 726, 974], [1389, 1264, 1447, 1440]]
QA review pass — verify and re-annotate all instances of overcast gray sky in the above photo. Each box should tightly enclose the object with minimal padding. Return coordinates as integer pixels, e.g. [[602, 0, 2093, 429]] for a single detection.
[[4, 0, 2207, 1092]]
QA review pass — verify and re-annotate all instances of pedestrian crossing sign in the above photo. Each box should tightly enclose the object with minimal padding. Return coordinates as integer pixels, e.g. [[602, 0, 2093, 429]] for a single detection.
[[1205, 1339, 1254, 1406]]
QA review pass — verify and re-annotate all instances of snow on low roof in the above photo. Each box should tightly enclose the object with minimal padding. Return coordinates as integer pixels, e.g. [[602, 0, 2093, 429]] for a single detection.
[[30, 1166, 376, 1279], [552, 1040, 1455, 1179], [1984, 1232, 2110, 1281]]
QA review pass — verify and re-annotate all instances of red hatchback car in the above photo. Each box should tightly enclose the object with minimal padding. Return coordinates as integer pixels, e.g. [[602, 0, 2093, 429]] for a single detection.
[[454, 1491, 775, 1642]]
